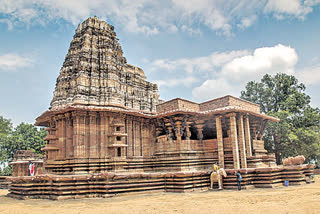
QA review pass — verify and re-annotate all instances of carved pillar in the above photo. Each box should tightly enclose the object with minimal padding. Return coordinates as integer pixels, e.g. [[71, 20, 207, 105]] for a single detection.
[[195, 120, 205, 141], [227, 113, 240, 169], [175, 121, 182, 141], [155, 127, 162, 137], [244, 114, 252, 157], [185, 122, 192, 140], [100, 112, 109, 159], [56, 114, 66, 159], [238, 114, 247, 168], [80, 113, 87, 158], [215, 115, 224, 168], [73, 111, 86, 158], [89, 112, 98, 158], [72, 112, 79, 158], [253, 127, 257, 140], [167, 125, 173, 141], [65, 113, 73, 158]]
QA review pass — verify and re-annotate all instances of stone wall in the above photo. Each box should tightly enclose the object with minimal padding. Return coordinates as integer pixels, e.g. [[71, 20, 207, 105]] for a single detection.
[[11, 161, 44, 177], [156, 98, 199, 113], [10, 150, 44, 177], [157, 96, 260, 114], [199, 96, 260, 112], [228, 96, 260, 112]]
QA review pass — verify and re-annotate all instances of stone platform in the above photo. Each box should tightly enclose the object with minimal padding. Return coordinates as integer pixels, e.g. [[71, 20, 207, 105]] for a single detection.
[[0, 176, 10, 189], [7, 165, 314, 200]]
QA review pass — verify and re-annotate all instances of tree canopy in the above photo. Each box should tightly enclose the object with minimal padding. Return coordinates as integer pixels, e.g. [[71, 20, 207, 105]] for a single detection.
[[241, 73, 320, 164], [0, 117, 47, 176]]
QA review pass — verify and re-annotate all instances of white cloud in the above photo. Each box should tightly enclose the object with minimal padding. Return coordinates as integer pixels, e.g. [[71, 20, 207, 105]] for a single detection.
[[264, 0, 316, 19], [192, 78, 234, 101], [192, 44, 298, 101], [150, 50, 250, 74], [181, 25, 202, 36], [297, 64, 320, 85], [150, 44, 319, 101], [0, 53, 33, 71], [154, 76, 198, 88], [1, 0, 319, 36], [148, 49, 250, 94], [305, 0, 320, 6], [0, 19, 13, 30], [221, 44, 297, 82], [237, 15, 257, 29]]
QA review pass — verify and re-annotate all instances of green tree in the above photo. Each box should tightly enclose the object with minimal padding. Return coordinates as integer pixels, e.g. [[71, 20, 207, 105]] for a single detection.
[[241, 73, 320, 164], [0, 116, 47, 167], [0, 116, 13, 164], [0, 165, 12, 176], [3, 123, 47, 163], [0, 116, 12, 135]]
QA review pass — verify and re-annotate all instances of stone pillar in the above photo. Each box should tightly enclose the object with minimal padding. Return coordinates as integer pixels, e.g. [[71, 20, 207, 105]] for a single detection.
[[227, 113, 240, 169], [155, 127, 162, 137], [99, 112, 107, 159], [65, 113, 73, 158], [167, 125, 173, 141], [85, 115, 90, 158], [80, 114, 86, 158], [133, 120, 142, 157], [56, 115, 66, 159], [175, 121, 182, 141], [53, 116, 60, 158], [73, 111, 86, 158], [185, 122, 192, 140], [244, 114, 252, 157], [89, 112, 98, 158], [72, 112, 79, 158], [215, 115, 224, 168], [238, 114, 247, 168], [194, 120, 204, 141]]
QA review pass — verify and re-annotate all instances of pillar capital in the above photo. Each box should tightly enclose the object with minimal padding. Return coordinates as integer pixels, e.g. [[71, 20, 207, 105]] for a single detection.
[[244, 113, 250, 119], [215, 114, 223, 119], [226, 112, 237, 118], [64, 112, 71, 119], [88, 111, 97, 118], [72, 111, 86, 118]]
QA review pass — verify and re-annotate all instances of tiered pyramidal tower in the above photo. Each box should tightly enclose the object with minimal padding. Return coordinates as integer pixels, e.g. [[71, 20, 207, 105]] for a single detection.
[[51, 17, 159, 112]]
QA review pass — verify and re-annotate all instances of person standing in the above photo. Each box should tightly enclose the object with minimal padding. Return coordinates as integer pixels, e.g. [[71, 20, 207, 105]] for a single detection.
[[235, 170, 242, 191], [28, 161, 35, 176]]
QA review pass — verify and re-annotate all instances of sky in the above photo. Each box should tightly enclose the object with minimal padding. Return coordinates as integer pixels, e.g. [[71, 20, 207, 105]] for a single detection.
[[0, 0, 320, 126]]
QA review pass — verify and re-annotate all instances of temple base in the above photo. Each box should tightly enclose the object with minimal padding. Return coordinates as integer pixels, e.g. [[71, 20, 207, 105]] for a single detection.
[[7, 165, 314, 200]]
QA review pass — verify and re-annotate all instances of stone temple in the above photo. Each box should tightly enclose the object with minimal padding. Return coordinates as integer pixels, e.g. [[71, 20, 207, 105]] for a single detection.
[[8, 17, 314, 199]]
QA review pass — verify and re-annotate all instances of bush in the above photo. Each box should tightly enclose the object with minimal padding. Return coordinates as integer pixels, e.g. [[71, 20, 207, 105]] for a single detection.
[[0, 165, 12, 176]]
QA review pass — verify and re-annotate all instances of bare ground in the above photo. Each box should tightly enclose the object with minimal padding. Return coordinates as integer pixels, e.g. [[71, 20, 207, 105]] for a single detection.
[[0, 176, 319, 214]]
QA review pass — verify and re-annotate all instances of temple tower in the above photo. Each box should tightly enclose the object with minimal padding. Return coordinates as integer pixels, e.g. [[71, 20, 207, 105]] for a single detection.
[[51, 17, 159, 112]]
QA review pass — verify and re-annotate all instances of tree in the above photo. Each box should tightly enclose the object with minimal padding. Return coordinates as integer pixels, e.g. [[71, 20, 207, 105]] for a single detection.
[[241, 73, 320, 164], [2, 123, 47, 163], [0, 116, 47, 170], [0, 116, 12, 135], [0, 116, 13, 164], [0, 165, 12, 176]]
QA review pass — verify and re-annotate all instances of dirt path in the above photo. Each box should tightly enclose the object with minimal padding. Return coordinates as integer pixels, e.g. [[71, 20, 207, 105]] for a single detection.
[[1, 176, 319, 214]]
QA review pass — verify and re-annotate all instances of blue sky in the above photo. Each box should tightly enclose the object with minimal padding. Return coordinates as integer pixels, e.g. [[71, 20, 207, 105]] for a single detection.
[[0, 0, 320, 126]]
